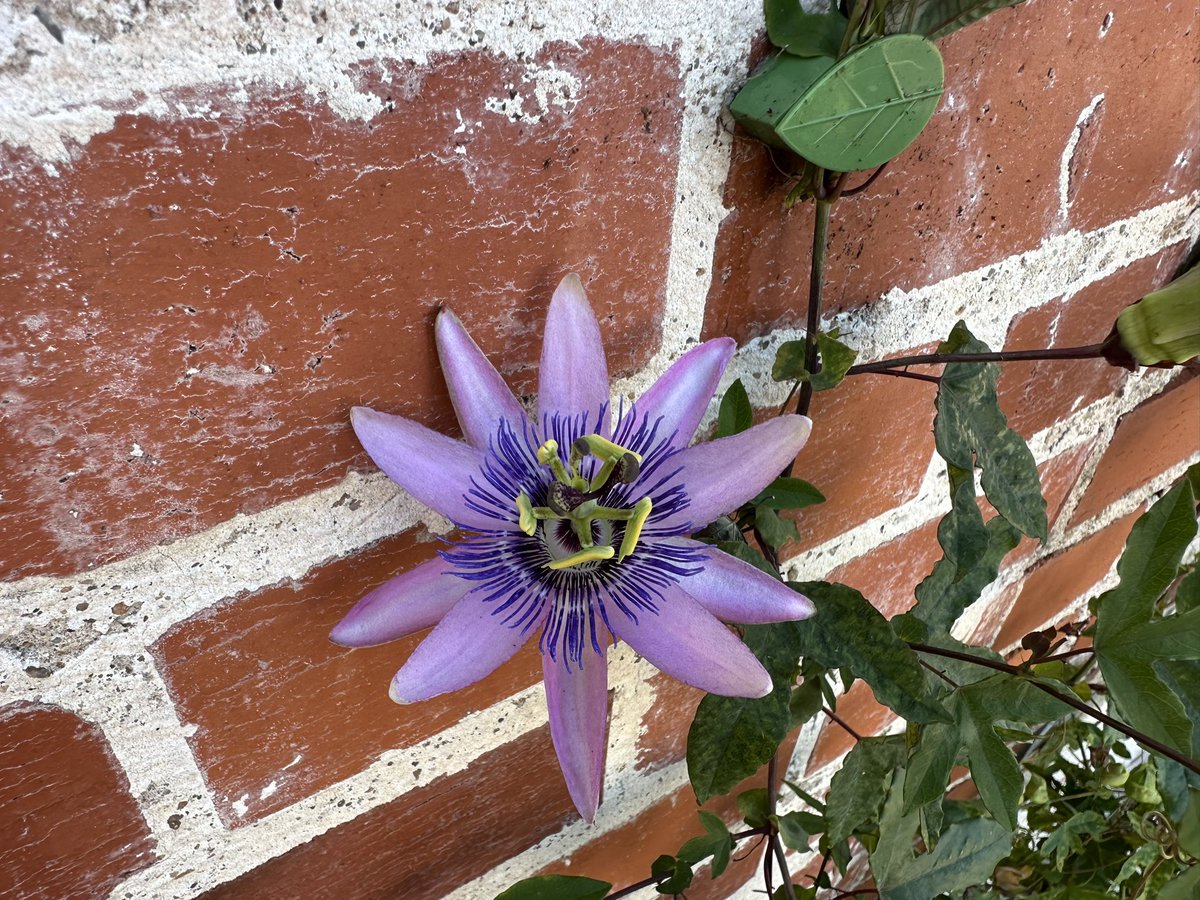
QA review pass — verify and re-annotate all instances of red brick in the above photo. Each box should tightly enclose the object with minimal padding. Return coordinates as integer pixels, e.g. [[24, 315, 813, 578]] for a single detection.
[[1070, 376, 1200, 526], [997, 245, 1190, 439], [543, 737, 801, 899], [782, 366, 939, 557], [0, 39, 683, 581], [827, 519, 942, 619], [152, 530, 543, 825], [704, 0, 1199, 344], [806, 681, 895, 774], [0, 702, 156, 898], [637, 671, 706, 773], [203, 726, 574, 900], [995, 511, 1137, 649]]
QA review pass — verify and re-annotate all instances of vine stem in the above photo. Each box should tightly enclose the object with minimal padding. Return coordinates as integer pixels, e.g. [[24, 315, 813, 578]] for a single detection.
[[845, 342, 1110, 377], [603, 830, 767, 899], [908, 642, 1200, 775], [794, 197, 832, 423]]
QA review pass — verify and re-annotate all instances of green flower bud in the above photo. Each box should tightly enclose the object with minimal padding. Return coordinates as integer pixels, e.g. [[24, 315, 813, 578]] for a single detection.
[[1114, 263, 1200, 366]]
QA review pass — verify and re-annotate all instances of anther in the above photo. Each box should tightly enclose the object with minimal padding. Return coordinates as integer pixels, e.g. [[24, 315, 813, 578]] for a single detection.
[[545, 545, 615, 570], [617, 497, 653, 562]]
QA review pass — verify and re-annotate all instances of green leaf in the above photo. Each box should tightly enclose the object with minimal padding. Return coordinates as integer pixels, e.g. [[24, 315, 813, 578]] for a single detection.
[[752, 477, 826, 510], [496, 875, 612, 900], [811, 331, 858, 392], [773, 340, 808, 382], [765, 0, 849, 58], [913, 514, 1020, 634], [776, 35, 944, 171], [1040, 810, 1106, 871], [1158, 864, 1200, 900], [677, 811, 734, 878], [1177, 567, 1200, 614], [651, 854, 693, 894], [790, 582, 952, 724], [826, 735, 907, 843], [933, 322, 1048, 540], [755, 505, 800, 551], [871, 769, 1013, 899], [952, 688, 1022, 831], [903, 721, 959, 813], [715, 378, 753, 438], [790, 678, 824, 727], [1113, 840, 1161, 886], [776, 810, 825, 850], [1095, 479, 1200, 755], [687, 622, 800, 803], [738, 788, 771, 828], [884, 0, 1026, 40], [1126, 760, 1163, 806]]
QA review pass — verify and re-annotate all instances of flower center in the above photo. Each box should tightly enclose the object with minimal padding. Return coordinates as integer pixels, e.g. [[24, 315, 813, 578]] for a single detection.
[[515, 434, 653, 570]]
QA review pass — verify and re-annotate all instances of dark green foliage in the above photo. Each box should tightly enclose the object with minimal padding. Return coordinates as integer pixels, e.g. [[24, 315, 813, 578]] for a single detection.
[[826, 736, 907, 844], [765, 0, 848, 58], [495, 875, 611, 900], [884, 0, 1026, 40], [715, 378, 753, 438]]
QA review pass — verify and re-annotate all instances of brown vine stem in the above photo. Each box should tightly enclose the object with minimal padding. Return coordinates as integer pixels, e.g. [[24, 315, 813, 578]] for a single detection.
[[844, 342, 1110, 377], [908, 642, 1200, 776], [603, 829, 768, 899], [822, 706, 863, 741]]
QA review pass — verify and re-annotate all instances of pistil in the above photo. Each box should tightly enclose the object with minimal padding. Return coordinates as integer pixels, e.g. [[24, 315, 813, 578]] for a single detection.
[[518, 434, 654, 569]]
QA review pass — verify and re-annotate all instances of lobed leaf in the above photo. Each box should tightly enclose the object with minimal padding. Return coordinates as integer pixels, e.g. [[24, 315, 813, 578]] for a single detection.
[[826, 735, 907, 843], [790, 582, 952, 724], [496, 875, 611, 900], [933, 322, 1047, 540]]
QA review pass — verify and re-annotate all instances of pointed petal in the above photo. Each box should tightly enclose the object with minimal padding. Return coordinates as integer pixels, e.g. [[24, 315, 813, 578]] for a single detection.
[[436, 308, 527, 449], [607, 586, 772, 698], [626, 338, 736, 447], [351, 406, 514, 531], [544, 652, 608, 822], [538, 273, 610, 432], [330, 557, 471, 647], [389, 592, 546, 702], [661, 416, 813, 531], [663, 538, 815, 624]]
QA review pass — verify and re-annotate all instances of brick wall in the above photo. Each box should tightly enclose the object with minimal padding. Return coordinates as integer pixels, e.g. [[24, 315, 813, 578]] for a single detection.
[[1, 1, 1197, 897]]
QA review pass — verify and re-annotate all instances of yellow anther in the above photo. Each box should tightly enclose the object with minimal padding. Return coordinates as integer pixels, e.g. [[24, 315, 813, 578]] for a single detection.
[[516, 493, 537, 536], [574, 434, 642, 465], [536, 440, 560, 465], [545, 545, 615, 570], [617, 497, 653, 562]]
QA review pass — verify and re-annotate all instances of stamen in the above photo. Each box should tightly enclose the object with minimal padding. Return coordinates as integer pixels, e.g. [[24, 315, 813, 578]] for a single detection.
[[545, 545, 615, 570], [574, 434, 643, 465], [516, 492, 537, 535], [618, 497, 653, 562]]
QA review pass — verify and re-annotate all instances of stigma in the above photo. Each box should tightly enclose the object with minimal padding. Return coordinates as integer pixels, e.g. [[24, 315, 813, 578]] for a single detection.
[[516, 433, 653, 569]]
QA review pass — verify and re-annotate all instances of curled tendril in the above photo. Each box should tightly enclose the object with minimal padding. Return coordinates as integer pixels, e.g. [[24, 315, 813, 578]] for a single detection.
[[1140, 810, 1197, 864]]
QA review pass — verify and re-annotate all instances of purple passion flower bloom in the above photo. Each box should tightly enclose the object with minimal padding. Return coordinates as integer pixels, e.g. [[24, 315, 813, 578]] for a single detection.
[[332, 274, 814, 822]]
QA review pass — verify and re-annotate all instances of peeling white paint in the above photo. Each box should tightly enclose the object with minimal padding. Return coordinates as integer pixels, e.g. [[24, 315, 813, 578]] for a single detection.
[[1058, 93, 1105, 218]]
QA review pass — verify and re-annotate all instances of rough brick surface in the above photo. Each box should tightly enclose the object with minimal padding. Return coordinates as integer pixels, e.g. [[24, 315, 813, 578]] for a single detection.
[[1070, 377, 1200, 526], [782, 367, 939, 559], [0, 39, 683, 581], [806, 680, 895, 774], [202, 726, 575, 900], [0, 702, 156, 898], [995, 511, 1138, 649], [152, 529, 543, 825], [826, 519, 942, 619], [997, 245, 1190, 439], [705, 0, 1199, 343]]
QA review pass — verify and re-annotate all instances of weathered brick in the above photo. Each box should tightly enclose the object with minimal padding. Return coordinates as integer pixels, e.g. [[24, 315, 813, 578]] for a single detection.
[[1070, 376, 1200, 526], [152, 530, 543, 825], [0, 702, 156, 898], [826, 519, 942, 619], [202, 726, 574, 900], [997, 245, 1190, 440], [704, 0, 1199, 344], [995, 511, 1137, 649], [637, 671, 705, 773], [0, 39, 683, 580], [781, 367, 939, 559]]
